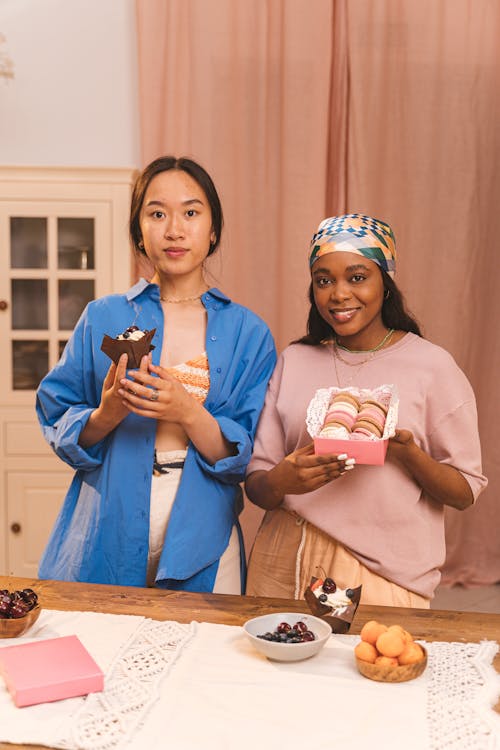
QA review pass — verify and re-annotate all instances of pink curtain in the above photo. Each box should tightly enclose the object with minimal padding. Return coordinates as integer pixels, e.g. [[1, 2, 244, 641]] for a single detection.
[[135, 0, 499, 585], [327, 0, 500, 586]]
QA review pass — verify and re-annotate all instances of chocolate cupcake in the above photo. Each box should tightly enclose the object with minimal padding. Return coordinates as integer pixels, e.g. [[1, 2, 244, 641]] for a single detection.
[[100, 326, 156, 369], [304, 576, 362, 633]]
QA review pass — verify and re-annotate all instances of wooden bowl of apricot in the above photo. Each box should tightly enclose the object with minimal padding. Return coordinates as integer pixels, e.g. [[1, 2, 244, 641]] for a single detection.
[[354, 620, 427, 683]]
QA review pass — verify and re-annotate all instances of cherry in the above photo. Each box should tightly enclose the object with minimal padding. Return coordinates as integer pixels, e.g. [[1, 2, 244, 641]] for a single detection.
[[23, 592, 38, 608], [302, 631, 315, 642], [294, 621, 307, 633], [277, 622, 291, 634], [322, 577, 337, 594], [10, 601, 29, 619]]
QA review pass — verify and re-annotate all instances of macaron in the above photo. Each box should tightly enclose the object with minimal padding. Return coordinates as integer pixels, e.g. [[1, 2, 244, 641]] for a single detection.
[[363, 398, 388, 417], [356, 406, 385, 432], [323, 409, 356, 431], [330, 392, 361, 411], [319, 424, 350, 440], [352, 418, 383, 438], [355, 398, 387, 438]]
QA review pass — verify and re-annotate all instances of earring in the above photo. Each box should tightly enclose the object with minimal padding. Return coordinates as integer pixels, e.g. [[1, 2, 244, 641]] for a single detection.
[[384, 290, 390, 300], [138, 240, 144, 250]]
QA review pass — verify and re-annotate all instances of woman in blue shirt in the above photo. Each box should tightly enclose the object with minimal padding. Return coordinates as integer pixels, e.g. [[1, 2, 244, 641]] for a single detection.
[[36, 156, 277, 593]]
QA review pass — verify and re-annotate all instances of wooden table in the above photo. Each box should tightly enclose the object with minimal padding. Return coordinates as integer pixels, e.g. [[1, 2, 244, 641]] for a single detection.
[[1, 575, 499, 750]]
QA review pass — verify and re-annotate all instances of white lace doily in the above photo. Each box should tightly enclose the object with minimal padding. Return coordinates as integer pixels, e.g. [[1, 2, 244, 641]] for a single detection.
[[55, 619, 194, 750], [425, 639, 500, 749], [306, 383, 399, 440]]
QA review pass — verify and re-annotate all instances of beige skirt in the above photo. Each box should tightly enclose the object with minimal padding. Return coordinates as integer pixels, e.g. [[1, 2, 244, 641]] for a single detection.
[[246, 507, 430, 608]]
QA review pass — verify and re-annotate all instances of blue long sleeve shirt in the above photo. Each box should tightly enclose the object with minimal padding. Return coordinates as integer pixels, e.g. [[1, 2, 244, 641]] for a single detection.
[[36, 279, 277, 592]]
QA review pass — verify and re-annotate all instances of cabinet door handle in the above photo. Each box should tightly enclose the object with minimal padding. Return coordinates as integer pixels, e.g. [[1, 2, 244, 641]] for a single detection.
[[10, 522, 21, 534], [0, 300, 8, 311]]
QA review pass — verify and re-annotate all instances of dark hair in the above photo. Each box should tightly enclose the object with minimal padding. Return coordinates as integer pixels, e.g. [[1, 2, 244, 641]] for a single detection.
[[294, 269, 422, 345], [129, 155, 223, 257]]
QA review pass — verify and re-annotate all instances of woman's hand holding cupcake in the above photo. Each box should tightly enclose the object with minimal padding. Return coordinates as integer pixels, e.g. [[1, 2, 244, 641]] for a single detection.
[[79, 354, 149, 448]]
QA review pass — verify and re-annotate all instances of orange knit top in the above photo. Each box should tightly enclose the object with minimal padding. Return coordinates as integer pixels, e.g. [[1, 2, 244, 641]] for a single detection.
[[165, 352, 210, 404]]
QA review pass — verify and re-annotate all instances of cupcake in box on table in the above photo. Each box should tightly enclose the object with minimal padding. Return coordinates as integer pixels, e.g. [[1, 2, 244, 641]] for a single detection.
[[307, 384, 398, 465]]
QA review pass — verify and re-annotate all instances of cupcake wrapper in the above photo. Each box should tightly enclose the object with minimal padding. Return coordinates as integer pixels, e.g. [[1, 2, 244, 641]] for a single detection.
[[100, 328, 156, 369], [304, 577, 362, 633]]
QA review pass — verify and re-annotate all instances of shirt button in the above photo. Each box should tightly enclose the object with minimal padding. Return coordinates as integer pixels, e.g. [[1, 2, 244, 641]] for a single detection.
[[210, 335, 217, 341], [216, 367, 222, 373]]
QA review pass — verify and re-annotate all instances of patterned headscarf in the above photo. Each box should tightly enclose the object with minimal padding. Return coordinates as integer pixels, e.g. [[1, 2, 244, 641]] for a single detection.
[[309, 214, 396, 278]]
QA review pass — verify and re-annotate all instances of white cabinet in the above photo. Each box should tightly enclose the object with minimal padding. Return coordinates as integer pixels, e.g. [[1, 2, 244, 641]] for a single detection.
[[0, 166, 137, 576]]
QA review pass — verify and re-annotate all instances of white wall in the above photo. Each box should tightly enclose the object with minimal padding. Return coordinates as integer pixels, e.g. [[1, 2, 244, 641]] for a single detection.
[[0, 0, 140, 167]]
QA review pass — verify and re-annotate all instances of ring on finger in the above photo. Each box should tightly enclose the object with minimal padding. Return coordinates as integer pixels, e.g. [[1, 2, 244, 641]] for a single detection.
[[149, 388, 159, 402]]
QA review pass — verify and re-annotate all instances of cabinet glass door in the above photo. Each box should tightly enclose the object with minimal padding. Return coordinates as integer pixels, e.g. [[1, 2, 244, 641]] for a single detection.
[[11, 217, 47, 269], [0, 202, 105, 396]]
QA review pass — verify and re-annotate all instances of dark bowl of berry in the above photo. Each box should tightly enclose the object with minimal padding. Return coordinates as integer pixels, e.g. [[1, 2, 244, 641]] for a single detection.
[[243, 612, 331, 662], [0, 588, 41, 638]]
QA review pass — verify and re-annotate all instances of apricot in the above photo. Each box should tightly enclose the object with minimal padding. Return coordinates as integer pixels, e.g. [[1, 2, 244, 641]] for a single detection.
[[360, 620, 388, 646], [398, 641, 425, 665], [376, 630, 405, 658], [375, 655, 399, 667], [354, 640, 378, 663], [387, 624, 413, 644]]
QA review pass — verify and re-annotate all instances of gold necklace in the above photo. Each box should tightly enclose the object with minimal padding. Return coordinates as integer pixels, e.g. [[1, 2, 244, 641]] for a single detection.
[[334, 329, 395, 366], [332, 345, 374, 387], [332, 329, 395, 387], [160, 291, 205, 303]]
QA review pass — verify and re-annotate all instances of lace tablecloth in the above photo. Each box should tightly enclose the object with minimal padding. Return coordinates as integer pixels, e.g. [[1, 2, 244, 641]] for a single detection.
[[0, 610, 499, 750]]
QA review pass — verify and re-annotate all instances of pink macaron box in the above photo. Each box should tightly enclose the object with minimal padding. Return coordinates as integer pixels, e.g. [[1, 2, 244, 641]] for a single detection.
[[306, 384, 398, 465]]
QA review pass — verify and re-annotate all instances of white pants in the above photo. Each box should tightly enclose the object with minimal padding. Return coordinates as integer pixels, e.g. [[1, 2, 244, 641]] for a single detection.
[[147, 450, 241, 593]]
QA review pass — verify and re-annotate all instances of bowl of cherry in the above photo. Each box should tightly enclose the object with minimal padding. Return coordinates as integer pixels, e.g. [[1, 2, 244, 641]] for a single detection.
[[243, 612, 331, 662], [0, 588, 40, 638]]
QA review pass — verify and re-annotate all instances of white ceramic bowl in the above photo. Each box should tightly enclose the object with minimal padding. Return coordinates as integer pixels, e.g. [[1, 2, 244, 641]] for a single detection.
[[243, 612, 331, 662]]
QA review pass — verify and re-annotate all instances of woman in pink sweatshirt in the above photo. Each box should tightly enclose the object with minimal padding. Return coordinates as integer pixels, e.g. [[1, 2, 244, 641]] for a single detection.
[[245, 214, 487, 607]]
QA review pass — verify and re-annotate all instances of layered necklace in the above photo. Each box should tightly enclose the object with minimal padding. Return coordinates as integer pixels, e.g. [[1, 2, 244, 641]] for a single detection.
[[332, 328, 395, 387]]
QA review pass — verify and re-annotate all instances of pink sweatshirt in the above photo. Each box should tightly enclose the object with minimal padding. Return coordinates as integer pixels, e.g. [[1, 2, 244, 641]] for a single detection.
[[247, 333, 487, 598]]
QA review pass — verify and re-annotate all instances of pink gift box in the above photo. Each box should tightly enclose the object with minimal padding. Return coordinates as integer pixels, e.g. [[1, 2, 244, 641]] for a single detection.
[[308, 385, 398, 466], [0, 634, 104, 708], [314, 435, 389, 465]]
